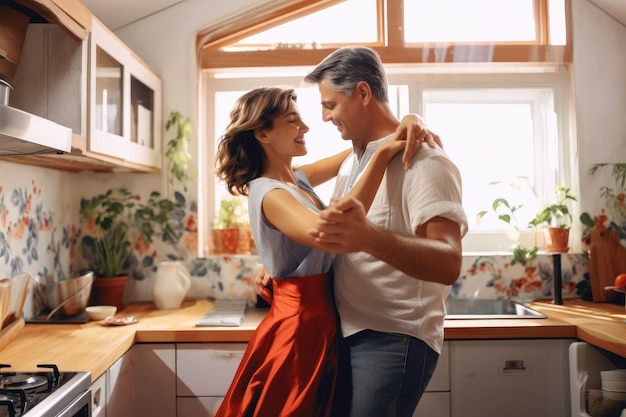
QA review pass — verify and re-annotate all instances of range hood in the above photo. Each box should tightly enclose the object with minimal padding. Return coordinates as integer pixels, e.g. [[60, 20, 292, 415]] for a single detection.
[[0, 104, 72, 156]]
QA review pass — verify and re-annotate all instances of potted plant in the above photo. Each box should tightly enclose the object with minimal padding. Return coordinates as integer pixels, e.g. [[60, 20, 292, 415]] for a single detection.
[[165, 111, 193, 193], [80, 187, 179, 306], [477, 197, 538, 266], [529, 185, 577, 252], [211, 198, 250, 254]]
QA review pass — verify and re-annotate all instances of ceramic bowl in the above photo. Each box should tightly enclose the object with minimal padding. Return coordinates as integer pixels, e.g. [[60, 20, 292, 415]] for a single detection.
[[603, 380, 626, 392], [602, 369, 626, 382], [85, 305, 117, 321]]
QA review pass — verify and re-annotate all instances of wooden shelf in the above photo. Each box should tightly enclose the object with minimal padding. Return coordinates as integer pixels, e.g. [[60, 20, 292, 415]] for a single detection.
[[0, 135, 160, 173]]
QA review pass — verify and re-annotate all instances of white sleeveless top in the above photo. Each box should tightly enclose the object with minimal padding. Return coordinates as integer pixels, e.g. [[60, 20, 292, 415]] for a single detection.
[[248, 169, 334, 279]]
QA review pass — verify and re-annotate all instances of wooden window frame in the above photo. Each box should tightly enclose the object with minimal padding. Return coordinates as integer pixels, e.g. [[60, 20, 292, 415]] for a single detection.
[[197, 0, 572, 69]]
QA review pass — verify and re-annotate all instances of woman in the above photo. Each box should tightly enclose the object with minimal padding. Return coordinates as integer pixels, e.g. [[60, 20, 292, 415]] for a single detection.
[[214, 86, 431, 417]]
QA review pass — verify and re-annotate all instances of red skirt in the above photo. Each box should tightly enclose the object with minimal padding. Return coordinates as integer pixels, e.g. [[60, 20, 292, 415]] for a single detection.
[[215, 273, 338, 417]]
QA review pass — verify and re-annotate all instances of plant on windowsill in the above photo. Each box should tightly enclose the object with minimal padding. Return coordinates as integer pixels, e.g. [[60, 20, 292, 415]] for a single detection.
[[212, 198, 251, 255], [528, 185, 577, 253], [477, 196, 539, 266], [80, 187, 180, 306], [165, 111, 193, 194]]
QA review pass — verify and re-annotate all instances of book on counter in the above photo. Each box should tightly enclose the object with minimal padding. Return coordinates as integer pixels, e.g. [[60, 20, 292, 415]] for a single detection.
[[196, 299, 248, 327]]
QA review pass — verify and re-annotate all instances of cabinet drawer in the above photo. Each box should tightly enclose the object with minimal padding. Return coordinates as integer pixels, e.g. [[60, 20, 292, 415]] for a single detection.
[[177, 343, 247, 396], [450, 339, 574, 417]]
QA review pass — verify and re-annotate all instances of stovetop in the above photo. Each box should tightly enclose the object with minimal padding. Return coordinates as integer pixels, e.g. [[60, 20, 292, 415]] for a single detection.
[[0, 365, 90, 417]]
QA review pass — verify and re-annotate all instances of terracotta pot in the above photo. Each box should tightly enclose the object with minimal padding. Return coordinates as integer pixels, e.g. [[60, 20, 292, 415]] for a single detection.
[[90, 275, 128, 309], [543, 227, 570, 252], [212, 228, 250, 254], [238, 226, 251, 254]]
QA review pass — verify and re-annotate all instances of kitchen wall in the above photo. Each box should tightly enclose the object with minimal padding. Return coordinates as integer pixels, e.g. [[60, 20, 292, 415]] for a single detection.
[[0, 0, 622, 311], [572, 0, 626, 220]]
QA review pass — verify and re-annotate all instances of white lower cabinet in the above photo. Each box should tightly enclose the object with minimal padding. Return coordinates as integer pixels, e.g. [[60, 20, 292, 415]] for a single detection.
[[107, 344, 176, 417], [176, 343, 247, 417], [134, 344, 176, 416], [449, 339, 575, 417], [414, 342, 450, 417], [569, 341, 626, 417], [175, 341, 450, 417], [97, 338, 574, 417]]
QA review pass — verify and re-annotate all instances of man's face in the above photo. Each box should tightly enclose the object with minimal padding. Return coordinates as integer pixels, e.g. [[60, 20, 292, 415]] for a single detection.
[[317, 78, 365, 142]]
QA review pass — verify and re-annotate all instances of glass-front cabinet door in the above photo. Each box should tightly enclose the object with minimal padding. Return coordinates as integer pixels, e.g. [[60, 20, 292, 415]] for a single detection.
[[94, 47, 123, 138], [88, 16, 162, 170], [126, 57, 161, 168]]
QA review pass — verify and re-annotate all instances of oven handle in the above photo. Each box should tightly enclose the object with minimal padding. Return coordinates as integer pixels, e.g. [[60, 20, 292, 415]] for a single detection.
[[56, 388, 91, 417]]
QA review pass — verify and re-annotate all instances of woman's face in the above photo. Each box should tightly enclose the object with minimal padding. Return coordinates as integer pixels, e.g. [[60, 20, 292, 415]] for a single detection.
[[259, 99, 310, 158]]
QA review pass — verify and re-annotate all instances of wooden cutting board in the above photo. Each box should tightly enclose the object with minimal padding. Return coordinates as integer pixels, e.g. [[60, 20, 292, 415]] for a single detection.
[[0, 318, 24, 351], [589, 229, 626, 302]]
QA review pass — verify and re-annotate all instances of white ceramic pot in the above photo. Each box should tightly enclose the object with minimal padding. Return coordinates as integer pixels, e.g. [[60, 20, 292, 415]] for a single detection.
[[152, 261, 191, 310]]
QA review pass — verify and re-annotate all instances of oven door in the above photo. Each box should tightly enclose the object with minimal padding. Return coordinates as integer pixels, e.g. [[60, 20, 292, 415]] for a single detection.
[[56, 389, 91, 417]]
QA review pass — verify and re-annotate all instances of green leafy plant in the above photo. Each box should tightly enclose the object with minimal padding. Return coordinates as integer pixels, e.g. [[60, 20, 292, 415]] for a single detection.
[[80, 187, 179, 278], [477, 197, 538, 266], [165, 111, 193, 192], [214, 199, 248, 229], [529, 185, 577, 229]]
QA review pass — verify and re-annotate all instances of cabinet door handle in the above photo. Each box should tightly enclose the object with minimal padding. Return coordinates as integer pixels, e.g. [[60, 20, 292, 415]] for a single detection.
[[209, 351, 245, 359], [502, 359, 527, 375]]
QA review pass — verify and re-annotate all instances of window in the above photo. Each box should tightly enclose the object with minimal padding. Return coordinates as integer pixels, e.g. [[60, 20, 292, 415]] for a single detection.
[[198, 0, 576, 255], [404, 0, 537, 43], [224, 0, 378, 51]]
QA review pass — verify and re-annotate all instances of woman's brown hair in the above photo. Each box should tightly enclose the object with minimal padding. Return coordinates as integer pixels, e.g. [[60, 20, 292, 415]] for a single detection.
[[215, 86, 297, 196]]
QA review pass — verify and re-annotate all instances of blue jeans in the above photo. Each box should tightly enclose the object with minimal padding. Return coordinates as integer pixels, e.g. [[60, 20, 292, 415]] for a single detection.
[[333, 329, 439, 417]]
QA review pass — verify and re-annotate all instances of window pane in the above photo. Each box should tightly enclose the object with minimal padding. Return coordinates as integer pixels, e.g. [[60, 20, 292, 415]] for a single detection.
[[404, 0, 537, 43], [549, 0, 567, 45], [227, 0, 377, 51], [422, 90, 552, 236]]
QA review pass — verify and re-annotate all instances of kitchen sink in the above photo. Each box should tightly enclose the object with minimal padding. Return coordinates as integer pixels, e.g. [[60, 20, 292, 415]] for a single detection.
[[445, 298, 547, 319]]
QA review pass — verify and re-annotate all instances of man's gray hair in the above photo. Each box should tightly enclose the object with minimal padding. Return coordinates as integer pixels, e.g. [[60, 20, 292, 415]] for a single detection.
[[304, 46, 389, 103]]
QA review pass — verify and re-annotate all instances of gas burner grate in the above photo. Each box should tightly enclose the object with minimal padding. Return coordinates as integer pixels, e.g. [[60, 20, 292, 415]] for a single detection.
[[0, 364, 88, 417]]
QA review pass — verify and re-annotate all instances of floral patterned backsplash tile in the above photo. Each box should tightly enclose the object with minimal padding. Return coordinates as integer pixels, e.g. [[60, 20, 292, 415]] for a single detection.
[[0, 161, 591, 316], [453, 252, 589, 302], [0, 165, 72, 280]]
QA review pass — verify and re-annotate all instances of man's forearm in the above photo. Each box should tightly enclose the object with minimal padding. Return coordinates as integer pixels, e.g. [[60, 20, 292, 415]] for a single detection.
[[363, 225, 462, 285]]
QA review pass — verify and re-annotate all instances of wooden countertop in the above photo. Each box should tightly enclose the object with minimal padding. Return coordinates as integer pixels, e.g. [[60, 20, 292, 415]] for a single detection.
[[529, 299, 626, 356], [0, 298, 624, 383]]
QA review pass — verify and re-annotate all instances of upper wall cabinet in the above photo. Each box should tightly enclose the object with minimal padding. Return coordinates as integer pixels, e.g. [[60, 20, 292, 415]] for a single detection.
[[7, 16, 162, 173], [88, 17, 162, 169]]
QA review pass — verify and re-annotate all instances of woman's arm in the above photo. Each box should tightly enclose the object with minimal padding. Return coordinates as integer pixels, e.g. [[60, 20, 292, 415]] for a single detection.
[[261, 139, 406, 248], [297, 114, 437, 186], [298, 149, 351, 188]]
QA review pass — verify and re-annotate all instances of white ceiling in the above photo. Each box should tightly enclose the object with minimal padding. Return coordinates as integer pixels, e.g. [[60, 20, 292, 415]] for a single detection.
[[81, 0, 187, 30], [82, 0, 626, 32], [590, 0, 626, 25]]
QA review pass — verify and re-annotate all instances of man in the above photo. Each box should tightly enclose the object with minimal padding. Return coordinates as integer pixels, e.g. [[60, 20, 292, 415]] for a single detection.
[[303, 46, 467, 417]]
